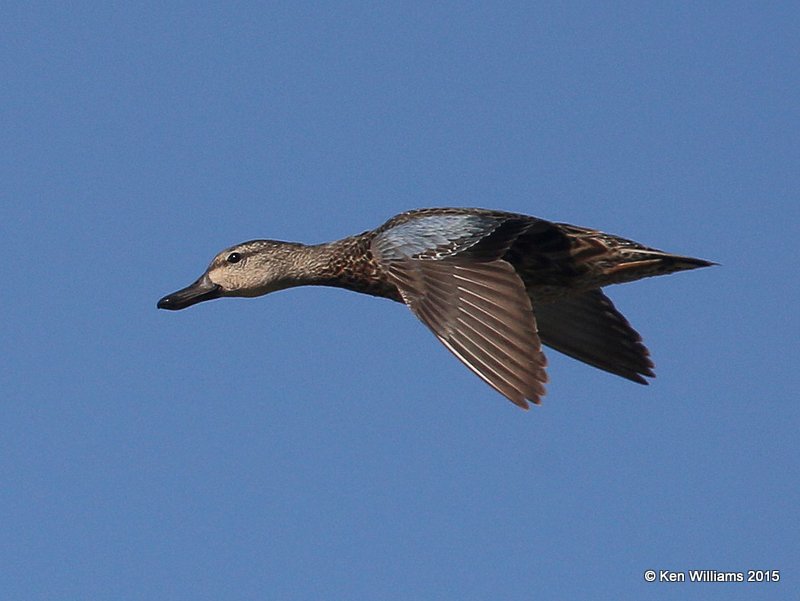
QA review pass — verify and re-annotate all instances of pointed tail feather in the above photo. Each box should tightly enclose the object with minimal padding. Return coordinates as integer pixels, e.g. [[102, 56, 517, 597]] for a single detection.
[[601, 251, 716, 283]]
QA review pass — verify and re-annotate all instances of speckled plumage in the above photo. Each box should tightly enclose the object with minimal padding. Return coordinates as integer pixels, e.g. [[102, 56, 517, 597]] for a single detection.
[[158, 207, 713, 409]]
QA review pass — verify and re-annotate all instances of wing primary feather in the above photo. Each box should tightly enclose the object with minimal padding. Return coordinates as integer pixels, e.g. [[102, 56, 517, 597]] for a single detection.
[[534, 290, 654, 383], [455, 313, 539, 366], [441, 336, 539, 408]]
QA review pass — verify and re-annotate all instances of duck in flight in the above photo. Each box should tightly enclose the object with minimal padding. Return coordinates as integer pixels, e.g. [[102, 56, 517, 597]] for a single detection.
[[158, 208, 713, 408]]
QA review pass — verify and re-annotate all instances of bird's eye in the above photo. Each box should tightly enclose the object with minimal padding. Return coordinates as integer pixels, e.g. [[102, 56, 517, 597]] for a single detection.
[[227, 252, 242, 264]]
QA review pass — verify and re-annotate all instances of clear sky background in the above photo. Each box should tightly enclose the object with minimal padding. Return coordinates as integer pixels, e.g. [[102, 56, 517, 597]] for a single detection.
[[2, 3, 798, 600]]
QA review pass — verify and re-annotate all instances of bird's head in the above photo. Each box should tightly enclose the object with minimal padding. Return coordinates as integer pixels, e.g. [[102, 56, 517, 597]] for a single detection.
[[157, 240, 306, 310]]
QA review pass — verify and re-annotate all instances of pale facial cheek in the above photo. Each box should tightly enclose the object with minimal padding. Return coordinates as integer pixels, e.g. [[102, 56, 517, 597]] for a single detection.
[[230, 274, 248, 290], [207, 268, 237, 290], [210, 269, 252, 293], [207, 269, 223, 287]]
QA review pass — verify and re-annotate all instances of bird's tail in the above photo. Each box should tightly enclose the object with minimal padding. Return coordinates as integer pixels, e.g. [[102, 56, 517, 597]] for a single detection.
[[602, 249, 716, 284]]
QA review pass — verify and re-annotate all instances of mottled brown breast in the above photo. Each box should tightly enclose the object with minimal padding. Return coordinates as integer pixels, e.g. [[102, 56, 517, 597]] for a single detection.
[[318, 231, 404, 302]]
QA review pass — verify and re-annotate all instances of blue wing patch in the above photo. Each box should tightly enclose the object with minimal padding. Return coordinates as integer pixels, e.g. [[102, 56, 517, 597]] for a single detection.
[[373, 214, 502, 261]]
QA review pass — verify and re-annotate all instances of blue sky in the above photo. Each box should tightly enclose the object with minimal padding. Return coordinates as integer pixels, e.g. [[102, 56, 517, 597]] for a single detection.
[[2, 2, 798, 600]]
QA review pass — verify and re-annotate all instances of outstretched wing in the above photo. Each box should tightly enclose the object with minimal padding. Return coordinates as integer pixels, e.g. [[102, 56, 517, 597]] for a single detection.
[[372, 213, 547, 408], [534, 289, 655, 384]]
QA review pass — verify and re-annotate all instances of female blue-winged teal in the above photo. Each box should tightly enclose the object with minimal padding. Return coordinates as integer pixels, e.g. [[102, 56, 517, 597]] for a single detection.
[[158, 208, 712, 408]]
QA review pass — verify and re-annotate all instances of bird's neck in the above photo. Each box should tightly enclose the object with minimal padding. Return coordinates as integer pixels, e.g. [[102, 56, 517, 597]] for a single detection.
[[283, 234, 402, 301]]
